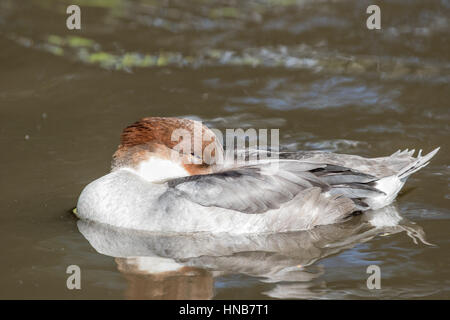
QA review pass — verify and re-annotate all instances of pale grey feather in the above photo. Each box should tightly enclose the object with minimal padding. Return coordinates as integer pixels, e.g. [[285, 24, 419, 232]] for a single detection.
[[274, 150, 420, 178], [167, 161, 329, 214], [164, 160, 376, 214], [161, 148, 439, 215]]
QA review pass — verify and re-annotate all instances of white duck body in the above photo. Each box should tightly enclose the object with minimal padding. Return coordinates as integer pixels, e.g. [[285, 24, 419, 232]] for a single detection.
[[76, 117, 440, 234], [77, 166, 353, 233]]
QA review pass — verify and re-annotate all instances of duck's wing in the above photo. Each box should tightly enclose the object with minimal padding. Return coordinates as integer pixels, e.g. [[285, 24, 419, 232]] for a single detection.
[[277, 148, 438, 178], [233, 148, 439, 179], [162, 160, 380, 214]]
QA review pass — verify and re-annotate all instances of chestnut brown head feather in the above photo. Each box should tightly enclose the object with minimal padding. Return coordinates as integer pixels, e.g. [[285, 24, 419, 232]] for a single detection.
[[112, 117, 223, 175]]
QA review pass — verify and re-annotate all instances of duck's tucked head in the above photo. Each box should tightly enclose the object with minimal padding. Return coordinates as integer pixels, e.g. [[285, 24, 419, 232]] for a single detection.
[[111, 117, 223, 181]]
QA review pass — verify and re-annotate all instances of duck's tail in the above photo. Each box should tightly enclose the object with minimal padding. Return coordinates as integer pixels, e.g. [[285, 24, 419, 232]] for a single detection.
[[396, 147, 440, 181], [366, 147, 440, 210]]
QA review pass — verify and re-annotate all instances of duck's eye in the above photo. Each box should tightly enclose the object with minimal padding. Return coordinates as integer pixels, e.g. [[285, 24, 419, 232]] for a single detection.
[[190, 152, 202, 160]]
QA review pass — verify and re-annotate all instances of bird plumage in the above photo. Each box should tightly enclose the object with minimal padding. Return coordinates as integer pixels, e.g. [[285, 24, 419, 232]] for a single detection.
[[76, 117, 440, 234]]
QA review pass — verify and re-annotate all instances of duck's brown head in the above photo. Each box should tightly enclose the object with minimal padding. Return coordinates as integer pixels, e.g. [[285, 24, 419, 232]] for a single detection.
[[112, 117, 223, 177]]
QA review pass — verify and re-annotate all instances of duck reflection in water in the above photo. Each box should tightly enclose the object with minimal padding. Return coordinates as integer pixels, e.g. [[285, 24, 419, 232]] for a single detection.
[[77, 204, 430, 299]]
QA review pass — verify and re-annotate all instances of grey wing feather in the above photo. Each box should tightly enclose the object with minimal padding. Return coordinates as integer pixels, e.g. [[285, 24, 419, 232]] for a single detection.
[[166, 161, 329, 214], [276, 150, 416, 178], [179, 148, 439, 214], [163, 159, 382, 214]]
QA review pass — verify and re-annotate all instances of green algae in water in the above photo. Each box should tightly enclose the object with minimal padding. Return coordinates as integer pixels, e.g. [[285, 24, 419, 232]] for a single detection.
[[47, 35, 65, 46], [47, 35, 96, 48], [89, 52, 117, 67], [138, 55, 158, 67], [157, 53, 169, 66], [209, 7, 240, 19], [68, 36, 95, 48], [43, 44, 64, 56], [121, 53, 140, 68]]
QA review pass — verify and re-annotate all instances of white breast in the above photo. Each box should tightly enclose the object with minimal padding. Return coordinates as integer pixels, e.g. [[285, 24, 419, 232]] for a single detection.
[[76, 169, 167, 229], [135, 157, 189, 182]]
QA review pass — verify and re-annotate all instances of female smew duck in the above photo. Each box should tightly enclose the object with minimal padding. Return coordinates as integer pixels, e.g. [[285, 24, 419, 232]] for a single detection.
[[77, 117, 439, 234]]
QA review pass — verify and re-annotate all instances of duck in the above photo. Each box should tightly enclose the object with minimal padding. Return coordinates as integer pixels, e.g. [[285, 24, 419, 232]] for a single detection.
[[77, 204, 428, 299], [76, 117, 440, 234]]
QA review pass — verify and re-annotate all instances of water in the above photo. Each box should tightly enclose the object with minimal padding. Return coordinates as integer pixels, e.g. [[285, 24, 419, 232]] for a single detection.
[[0, 0, 449, 299]]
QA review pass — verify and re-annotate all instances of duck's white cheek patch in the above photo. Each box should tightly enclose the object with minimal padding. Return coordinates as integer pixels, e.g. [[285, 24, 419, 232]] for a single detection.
[[136, 157, 189, 181]]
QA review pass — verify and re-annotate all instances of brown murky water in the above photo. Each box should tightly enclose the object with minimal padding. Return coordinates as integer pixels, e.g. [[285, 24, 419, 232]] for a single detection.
[[0, 0, 449, 299]]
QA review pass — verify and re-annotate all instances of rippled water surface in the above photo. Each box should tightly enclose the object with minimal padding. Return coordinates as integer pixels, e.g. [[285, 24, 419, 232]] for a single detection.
[[0, 0, 449, 299]]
